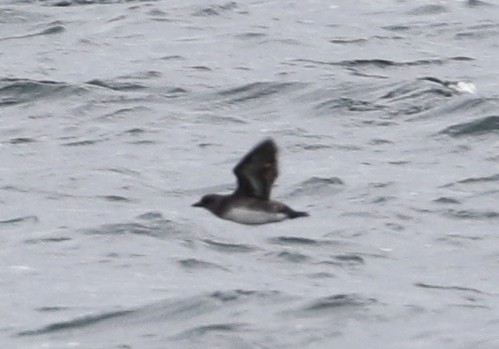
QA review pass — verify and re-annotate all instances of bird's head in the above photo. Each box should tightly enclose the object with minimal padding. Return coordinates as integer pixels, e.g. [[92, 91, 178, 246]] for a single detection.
[[192, 194, 224, 214]]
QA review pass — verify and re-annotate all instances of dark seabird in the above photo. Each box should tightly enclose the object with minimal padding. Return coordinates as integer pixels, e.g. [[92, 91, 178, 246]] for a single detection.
[[192, 138, 309, 225]]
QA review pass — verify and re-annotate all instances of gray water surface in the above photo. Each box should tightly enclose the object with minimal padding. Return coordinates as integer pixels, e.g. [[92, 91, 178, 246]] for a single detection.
[[1, 0, 499, 348]]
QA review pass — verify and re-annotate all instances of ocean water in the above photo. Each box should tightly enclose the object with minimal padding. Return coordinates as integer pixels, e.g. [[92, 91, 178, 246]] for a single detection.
[[1, 0, 498, 348]]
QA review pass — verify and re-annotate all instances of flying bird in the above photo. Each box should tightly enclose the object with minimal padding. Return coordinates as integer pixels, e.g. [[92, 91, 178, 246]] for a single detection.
[[192, 138, 309, 225]]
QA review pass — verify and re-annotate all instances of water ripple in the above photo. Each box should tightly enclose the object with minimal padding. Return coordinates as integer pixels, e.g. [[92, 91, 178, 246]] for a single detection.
[[296, 294, 376, 315], [173, 323, 246, 339], [193, 2, 238, 17], [178, 258, 229, 271], [440, 116, 499, 137], [18, 310, 134, 336], [85, 212, 188, 239], [0, 25, 64, 41], [415, 283, 486, 294], [444, 209, 499, 220], [217, 82, 306, 104], [202, 239, 257, 253], [0, 78, 86, 105], [0, 215, 39, 226], [286, 176, 344, 197], [86, 79, 146, 92]]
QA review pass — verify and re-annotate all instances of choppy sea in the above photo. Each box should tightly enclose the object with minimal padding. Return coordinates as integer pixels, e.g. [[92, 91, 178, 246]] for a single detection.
[[1, 0, 498, 348]]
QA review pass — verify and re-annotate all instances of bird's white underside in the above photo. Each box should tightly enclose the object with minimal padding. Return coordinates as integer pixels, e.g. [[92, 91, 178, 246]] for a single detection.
[[224, 207, 287, 225]]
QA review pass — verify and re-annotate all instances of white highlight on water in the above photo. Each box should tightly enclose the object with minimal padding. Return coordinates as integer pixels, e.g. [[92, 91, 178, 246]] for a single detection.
[[451, 81, 477, 94]]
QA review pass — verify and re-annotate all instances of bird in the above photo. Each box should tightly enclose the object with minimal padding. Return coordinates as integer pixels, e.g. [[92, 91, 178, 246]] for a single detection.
[[192, 138, 309, 225]]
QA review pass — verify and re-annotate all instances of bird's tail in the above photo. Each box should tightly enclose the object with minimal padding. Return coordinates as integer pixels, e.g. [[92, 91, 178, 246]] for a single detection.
[[286, 209, 309, 219]]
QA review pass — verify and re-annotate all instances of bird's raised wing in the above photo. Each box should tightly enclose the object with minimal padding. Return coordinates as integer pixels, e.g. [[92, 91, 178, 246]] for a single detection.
[[233, 139, 278, 200]]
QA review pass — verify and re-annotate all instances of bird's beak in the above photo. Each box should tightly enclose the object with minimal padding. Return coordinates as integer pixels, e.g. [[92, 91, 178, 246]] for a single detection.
[[192, 201, 202, 207]]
